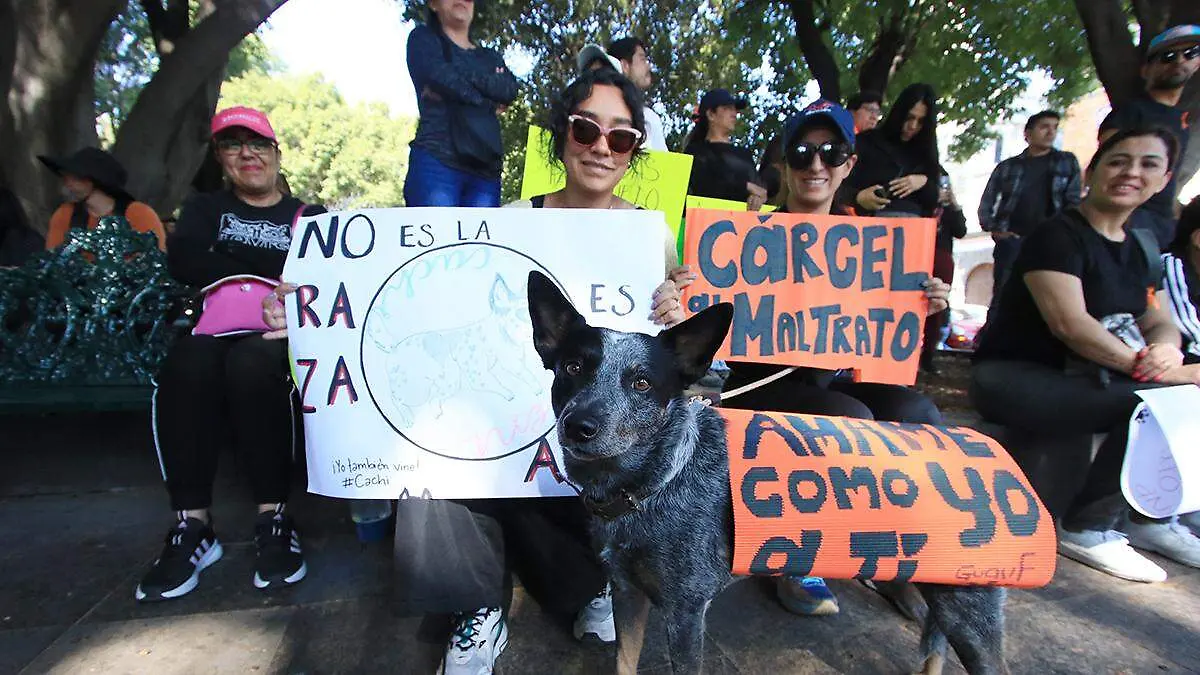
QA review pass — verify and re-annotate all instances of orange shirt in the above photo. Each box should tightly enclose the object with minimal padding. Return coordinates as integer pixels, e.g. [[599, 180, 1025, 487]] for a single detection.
[[45, 201, 167, 251]]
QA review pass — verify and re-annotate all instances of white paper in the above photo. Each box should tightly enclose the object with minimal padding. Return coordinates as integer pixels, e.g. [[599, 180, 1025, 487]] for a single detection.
[[283, 207, 667, 499], [1120, 385, 1200, 518]]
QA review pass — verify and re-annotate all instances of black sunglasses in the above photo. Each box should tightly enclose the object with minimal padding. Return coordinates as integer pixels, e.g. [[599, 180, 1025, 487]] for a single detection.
[[567, 115, 643, 155], [1152, 44, 1200, 64], [786, 141, 852, 170], [216, 137, 277, 155]]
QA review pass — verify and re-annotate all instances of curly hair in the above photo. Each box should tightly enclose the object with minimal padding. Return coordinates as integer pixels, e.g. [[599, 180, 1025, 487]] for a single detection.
[[542, 68, 648, 171]]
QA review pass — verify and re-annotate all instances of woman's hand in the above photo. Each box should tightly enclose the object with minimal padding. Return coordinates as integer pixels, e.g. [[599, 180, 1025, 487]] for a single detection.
[[650, 279, 686, 327], [857, 186, 891, 211], [1133, 343, 1185, 382], [923, 277, 950, 316], [746, 182, 768, 212], [667, 265, 697, 294], [1152, 364, 1200, 386], [888, 174, 928, 199], [262, 282, 298, 340]]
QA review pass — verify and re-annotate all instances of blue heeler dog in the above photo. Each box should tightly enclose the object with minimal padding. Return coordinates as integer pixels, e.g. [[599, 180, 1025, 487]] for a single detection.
[[526, 270, 1008, 675]]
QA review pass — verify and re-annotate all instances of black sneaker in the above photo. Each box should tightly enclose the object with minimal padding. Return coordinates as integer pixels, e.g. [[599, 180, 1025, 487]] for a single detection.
[[135, 516, 223, 602], [252, 506, 307, 589]]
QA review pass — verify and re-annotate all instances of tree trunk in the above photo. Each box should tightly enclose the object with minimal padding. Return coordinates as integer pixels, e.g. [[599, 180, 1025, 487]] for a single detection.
[[787, 0, 841, 102], [112, 0, 288, 216], [2, 0, 126, 232], [1073, 0, 1143, 106]]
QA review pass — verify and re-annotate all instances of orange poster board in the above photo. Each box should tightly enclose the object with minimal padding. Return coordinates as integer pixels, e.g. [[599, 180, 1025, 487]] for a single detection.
[[723, 408, 1056, 588], [683, 209, 936, 385]]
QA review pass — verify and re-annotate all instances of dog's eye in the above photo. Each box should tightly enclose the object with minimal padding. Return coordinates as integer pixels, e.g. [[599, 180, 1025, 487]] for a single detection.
[[632, 377, 652, 393], [564, 360, 582, 376]]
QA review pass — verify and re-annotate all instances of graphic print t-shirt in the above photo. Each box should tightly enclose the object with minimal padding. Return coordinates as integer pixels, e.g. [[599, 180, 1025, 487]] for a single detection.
[[167, 190, 326, 288]]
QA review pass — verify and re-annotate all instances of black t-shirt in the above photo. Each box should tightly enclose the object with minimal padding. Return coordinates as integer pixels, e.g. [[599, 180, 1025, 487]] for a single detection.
[[975, 209, 1156, 368], [1008, 153, 1053, 237], [685, 140, 763, 202], [167, 190, 327, 288], [1100, 96, 1190, 218]]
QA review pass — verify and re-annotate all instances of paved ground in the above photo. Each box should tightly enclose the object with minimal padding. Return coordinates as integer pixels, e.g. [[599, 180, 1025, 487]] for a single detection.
[[3, 371, 1200, 674]]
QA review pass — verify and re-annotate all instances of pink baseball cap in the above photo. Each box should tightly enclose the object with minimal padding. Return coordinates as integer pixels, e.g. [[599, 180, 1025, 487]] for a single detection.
[[211, 106, 276, 140]]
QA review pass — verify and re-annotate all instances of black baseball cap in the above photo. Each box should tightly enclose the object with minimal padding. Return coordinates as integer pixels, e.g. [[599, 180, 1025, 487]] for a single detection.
[[699, 89, 748, 113]]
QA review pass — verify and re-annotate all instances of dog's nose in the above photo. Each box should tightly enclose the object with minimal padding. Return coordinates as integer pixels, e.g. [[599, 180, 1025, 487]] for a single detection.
[[562, 412, 600, 442]]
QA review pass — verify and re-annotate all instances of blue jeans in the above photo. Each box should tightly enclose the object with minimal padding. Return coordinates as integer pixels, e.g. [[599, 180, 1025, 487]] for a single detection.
[[404, 146, 500, 207]]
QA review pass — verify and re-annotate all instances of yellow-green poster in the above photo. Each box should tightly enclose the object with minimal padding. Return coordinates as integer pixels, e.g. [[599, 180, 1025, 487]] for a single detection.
[[520, 126, 694, 241]]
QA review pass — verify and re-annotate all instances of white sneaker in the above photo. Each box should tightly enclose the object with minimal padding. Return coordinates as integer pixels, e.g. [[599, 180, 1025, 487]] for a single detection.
[[1179, 511, 1200, 538], [439, 607, 508, 675], [1057, 527, 1167, 582], [1122, 516, 1200, 568], [573, 583, 616, 643]]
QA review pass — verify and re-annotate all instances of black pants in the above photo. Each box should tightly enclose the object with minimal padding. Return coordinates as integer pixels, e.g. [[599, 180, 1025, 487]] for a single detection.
[[989, 236, 1022, 312], [722, 365, 942, 424], [970, 359, 1168, 531], [392, 497, 606, 617], [153, 334, 295, 511]]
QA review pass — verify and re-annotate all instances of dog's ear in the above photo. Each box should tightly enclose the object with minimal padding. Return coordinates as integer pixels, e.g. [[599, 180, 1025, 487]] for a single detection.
[[526, 270, 585, 369], [659, 303, 734, 385]]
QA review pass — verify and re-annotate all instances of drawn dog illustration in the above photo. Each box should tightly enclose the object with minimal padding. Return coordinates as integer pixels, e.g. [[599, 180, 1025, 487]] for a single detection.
[[377, 273, 545, 427], [525, 270, 1008, 675]]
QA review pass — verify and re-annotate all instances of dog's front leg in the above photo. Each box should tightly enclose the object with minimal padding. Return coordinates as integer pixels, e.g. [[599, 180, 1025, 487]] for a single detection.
[[663, 600, 709, 674], [614, 585, 652, 675]]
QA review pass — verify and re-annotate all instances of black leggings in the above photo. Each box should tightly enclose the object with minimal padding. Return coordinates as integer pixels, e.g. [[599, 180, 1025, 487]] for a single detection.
[[153, 334, 295, 511], [392, 497, 605, 617], [971, 359, 1169, 531]]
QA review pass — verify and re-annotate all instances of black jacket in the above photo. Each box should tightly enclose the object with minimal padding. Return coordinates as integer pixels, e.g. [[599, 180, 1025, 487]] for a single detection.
[[841, 130, 939, 217]]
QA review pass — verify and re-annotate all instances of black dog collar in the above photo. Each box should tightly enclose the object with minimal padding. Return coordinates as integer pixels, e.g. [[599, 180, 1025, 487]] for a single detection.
[[583, 489, 647, 521]]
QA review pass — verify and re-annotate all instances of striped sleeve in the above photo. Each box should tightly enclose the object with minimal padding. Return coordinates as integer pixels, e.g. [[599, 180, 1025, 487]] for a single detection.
[[1161, 253, 1200, 357]]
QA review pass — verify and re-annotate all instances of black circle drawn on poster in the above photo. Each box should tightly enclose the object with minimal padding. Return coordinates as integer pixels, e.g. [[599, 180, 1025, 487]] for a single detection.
[[359, 241, 570, 462]]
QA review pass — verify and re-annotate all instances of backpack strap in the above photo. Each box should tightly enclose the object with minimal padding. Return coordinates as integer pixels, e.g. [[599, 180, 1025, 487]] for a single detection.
[[1131, 227, 1162, 289]]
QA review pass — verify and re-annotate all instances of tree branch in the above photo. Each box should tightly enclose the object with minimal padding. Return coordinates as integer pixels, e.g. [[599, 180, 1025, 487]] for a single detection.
[[787, 0, 841, 102]]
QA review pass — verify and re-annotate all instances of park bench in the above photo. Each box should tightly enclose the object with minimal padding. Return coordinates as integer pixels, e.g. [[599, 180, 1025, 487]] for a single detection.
[[0, 217, 189, 413]]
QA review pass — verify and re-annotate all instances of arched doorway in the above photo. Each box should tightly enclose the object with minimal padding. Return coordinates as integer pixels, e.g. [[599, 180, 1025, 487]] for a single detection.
[[965, 264, 994, 306]]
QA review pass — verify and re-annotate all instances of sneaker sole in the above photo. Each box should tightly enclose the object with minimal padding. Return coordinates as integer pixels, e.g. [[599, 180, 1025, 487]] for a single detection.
[[135, 540, 224, 602], [1126, 538, 1200, 569], [253, 560, 308, 589], [1057, 543, 1166, 583]]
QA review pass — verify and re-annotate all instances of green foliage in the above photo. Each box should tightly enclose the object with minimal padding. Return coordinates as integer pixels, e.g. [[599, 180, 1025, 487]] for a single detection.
[[219, 72, 417, 209], [400, 0, 1099, 186], [402, 0, 764, 202]]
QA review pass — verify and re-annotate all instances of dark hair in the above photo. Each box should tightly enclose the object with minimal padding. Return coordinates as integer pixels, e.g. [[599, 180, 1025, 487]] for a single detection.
[[846, 91, 882, 111], [1025, 110, 1061, 131], [544, 68, 647, 168], [607, 37, 645, 63], [1085, 125, 1180, 174], [758, 134, 786, 202], [1170, 196, 1200, 257], [878, 83, 939, 163]]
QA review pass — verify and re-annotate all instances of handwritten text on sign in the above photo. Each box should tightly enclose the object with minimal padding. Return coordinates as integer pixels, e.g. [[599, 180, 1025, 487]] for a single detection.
[[283, 207, 665, 499], [724, 409, 1056, 587], [684, 210, 935, 385]]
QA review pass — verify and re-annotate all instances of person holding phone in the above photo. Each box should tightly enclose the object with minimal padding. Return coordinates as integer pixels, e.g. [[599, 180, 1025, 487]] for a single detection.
[[840, 83, 941, 219]]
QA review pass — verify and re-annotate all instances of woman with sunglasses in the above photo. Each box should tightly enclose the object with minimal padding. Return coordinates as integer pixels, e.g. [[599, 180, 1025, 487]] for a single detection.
[[404, 0, 518, 207], [683, 88, 769, 211], [719, 99, 950, 621], [842, 83, 941, 219], [379, 69, 688, 675], [137, 107, 325, 603]]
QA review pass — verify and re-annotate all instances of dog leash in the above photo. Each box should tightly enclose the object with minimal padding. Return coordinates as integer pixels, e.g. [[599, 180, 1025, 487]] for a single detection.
[[719, 367, 798, 401]]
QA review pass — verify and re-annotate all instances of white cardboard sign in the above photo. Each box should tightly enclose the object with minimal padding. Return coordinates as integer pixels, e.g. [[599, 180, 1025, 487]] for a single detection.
[[283, 207, 666, 499], [1121, 385, 1200, 518]]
